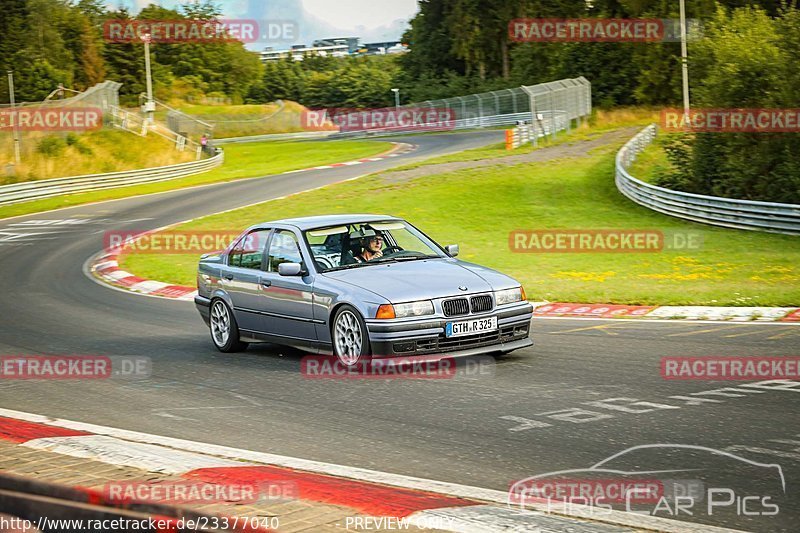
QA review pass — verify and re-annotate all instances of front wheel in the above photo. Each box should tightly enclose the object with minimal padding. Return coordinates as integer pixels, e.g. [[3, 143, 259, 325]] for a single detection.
[[209, 298, 248, 353], [332, 305, 370, 366]]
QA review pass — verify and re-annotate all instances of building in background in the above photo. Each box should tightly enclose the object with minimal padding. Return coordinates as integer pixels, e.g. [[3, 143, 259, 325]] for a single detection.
[[362, 41, 408, 55], [260, 37, 406, 62], [313, 37, 361, 54], [261, 42, 350, 62]]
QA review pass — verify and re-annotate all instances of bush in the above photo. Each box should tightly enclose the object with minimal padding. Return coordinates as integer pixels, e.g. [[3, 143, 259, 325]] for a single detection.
[[36, 136, 67, 157], [64, 133, 93, 155], [654, 134, 695, 192]]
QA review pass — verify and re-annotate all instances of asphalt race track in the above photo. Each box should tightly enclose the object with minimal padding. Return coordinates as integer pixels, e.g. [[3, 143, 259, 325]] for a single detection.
[[0, 130, 798, 532]]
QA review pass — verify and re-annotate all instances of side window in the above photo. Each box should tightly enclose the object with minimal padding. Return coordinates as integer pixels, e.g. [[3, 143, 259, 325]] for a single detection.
[[268, 230, 303, 272], [229, 229, 270, 270]]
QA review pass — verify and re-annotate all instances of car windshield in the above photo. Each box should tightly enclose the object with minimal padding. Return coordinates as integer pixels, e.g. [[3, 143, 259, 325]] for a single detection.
[[304, 220, 444, 272]]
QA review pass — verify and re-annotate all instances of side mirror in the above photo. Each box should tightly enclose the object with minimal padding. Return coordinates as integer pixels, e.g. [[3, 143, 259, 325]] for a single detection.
[[445, 244, 459, 257], [278, 262, 303, 276]]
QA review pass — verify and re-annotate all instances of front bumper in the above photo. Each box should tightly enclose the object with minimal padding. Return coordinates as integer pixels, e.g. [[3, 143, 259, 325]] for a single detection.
[[365, 301, 533, 357]]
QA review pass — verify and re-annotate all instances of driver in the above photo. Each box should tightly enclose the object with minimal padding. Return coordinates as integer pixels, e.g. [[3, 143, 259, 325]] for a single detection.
[[355, 230, 384, 262]]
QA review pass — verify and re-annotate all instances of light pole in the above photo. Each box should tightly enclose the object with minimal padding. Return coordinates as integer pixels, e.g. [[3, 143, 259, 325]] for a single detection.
[[679, 0, 691, 125], [142, 32, 155, 124], [7, 70, 21, 165], [391, 88, 400, 109]]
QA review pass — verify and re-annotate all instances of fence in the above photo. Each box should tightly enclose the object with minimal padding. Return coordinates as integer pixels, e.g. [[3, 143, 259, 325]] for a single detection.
[[0, 150, 223, 207], [163, 99, 310, 139], [616, 124, 800, 235], [334, 77, 591, 137], [0, 80, 121, 111], [2, 81, 124, 169]]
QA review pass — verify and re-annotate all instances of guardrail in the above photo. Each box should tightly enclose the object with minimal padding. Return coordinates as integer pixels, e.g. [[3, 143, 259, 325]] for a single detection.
[[616, 125, 800, 235], [214, 130, 335, 144], [0, 150, 223, 207]]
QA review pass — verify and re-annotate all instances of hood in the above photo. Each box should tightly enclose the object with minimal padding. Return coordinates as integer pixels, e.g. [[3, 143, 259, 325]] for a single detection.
[[323, 258, 517, 302]]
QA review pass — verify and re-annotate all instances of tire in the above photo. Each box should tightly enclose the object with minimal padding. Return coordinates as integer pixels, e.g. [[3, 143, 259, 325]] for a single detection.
[[331, 304, 371, 366], [209, 298, 248, 353]]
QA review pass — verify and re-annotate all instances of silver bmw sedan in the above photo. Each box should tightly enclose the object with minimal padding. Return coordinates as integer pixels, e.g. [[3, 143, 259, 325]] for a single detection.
[[195, 214, 533, 365]]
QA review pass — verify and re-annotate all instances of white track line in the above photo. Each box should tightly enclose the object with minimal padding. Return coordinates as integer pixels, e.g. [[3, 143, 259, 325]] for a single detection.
[[25, 435, 245, 474]]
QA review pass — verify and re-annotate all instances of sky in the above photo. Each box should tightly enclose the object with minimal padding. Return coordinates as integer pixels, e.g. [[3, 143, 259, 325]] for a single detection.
[[106, 0, 420, 47]]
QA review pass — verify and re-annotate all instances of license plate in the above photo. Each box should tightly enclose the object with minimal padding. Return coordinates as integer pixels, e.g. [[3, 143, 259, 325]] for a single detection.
[[446, 316, 498, 337]]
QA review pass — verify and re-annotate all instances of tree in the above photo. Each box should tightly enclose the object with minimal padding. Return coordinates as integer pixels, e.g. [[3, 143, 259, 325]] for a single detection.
[[658, 6, 800, 203]]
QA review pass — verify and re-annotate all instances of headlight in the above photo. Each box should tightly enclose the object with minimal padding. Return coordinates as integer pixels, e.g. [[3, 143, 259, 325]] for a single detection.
[[377, 300, 434, 319], [495, 287, 523, 305], [394, 300, 435, 318]]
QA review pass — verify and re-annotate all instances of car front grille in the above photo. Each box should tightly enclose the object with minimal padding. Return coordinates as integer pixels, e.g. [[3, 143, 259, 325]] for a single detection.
[[470, 294, 493, 313], [438, 330, 501, 350], [442, 298, 469, 317], [413, 325, 522, 354]]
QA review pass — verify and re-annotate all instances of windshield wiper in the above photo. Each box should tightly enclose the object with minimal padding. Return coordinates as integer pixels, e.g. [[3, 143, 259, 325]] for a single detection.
[[376, 254, 438, 263], [327, 262, 370, 271]]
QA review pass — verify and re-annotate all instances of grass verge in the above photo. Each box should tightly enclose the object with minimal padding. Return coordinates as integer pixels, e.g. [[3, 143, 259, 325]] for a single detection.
[[0, 139, 391, 220], [1, 130, 194, 184], [119, 124, 800, 306], [627, 135, 673, 184]]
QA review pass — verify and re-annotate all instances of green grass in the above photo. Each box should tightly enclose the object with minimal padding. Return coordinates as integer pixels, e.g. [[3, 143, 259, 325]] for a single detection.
[[627, 136, 673, 184], [0, 139, 391, 220], [119, 134, 800, 306], [177, 103, 281, 116]]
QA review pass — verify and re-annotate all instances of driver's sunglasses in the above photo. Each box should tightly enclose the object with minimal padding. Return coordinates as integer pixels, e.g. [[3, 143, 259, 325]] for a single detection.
[[370, 236, 384, 243]]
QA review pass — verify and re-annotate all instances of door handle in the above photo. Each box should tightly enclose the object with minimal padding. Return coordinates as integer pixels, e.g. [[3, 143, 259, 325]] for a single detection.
[[260, 279, 271, 287], [223, 274, 233, 281]]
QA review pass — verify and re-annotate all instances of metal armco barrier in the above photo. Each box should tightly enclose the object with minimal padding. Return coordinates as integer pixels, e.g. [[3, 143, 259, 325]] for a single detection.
[[616, 124, 800, 235], [0, 150, 223, 207]]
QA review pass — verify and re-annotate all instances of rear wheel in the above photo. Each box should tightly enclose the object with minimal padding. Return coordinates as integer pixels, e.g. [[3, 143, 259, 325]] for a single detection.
[[210, 298, 248, 353], [332, 305, 370, 366]]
